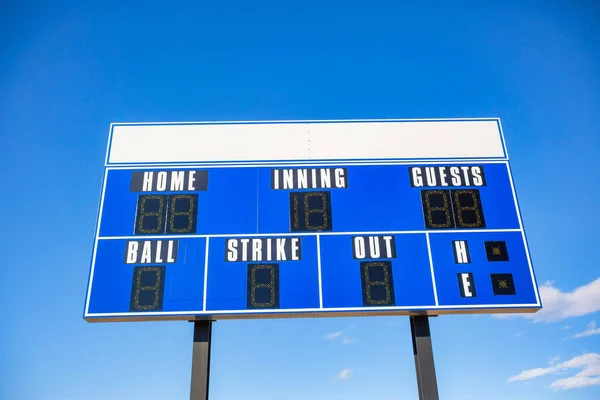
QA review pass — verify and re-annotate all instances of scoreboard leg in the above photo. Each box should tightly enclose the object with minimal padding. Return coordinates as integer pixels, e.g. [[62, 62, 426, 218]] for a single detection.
[[410, 316, 440, 400], [190, 320, 213, 400]]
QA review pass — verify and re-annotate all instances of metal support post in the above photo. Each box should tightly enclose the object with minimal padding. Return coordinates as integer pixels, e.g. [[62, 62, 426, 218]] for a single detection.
[[410, 315, 439, 400], [190, 320, 212, 400]]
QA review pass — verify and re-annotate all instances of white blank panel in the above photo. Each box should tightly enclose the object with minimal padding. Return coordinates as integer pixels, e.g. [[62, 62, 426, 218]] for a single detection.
[[107, 120, 504, 164]]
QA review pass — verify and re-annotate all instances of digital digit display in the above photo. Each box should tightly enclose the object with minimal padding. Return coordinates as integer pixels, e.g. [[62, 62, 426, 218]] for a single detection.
[[130, 266, 166, 311], [166, 194, 198, 234], [290, 191, 333, 232], [135, 195, 167, 234], [134, 194, 198, 235], [360, 261, 396, 306], [247, 264, 280, 308], [421, 189, 485, 229], [421, 190, 454, 229], [452, 189, 485, 228]]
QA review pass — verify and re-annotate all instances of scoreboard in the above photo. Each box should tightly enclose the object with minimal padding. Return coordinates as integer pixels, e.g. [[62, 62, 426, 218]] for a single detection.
[[83, 119, 542, 322]]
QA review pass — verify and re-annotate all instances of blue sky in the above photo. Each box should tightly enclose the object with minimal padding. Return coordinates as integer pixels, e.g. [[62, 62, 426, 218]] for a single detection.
[[2, 1, 599, 399]]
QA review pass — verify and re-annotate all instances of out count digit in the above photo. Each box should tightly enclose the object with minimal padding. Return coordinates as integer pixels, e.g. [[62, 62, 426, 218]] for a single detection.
[[360, 261, 396, 306]]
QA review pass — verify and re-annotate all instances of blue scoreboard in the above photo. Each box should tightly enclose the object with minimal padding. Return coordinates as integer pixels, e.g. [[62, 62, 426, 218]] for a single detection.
[[83, 119, 541, 322]]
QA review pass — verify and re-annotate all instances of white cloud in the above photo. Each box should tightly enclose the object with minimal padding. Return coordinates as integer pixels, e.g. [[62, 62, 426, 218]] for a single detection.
[[494, 278, 600, 322], [324, 325, 357, 343], [337, 368, 352, 380], [508, 366, 560, 382], [571, 321, 600, 339], [549, 356, 560, 365], [324, 331, 343, 340], [550, 375, 600, 390], [514, 331, 524, 337], [341, 336, 357, 344], [508, 353, 600, 391]]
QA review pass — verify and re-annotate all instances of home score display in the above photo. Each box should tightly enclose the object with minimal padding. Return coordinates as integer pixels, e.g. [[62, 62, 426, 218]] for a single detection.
[[83, 119, 542, 322]]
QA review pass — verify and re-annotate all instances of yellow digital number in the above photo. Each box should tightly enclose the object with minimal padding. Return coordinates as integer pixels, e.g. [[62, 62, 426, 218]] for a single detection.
[[363, 262, 394, 305], [424, 190, 452, 228], [453, 190, 483, 228], [169, 194, 196, 233], [137, 195, 165, 234], [249, 264, 276, 308], [132, 266, 163, 310], [304, 192, 329, 230]]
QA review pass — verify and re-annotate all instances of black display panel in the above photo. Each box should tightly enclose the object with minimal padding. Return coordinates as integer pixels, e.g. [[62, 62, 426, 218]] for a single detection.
[[451, 189, 485, 228], [421, 190, 455, 229], [360, 261, 396, 306], [129, 266, 166, 311], [485, 241, 509, 261], [421, 189, 485, 229], [135, 195, 168, 234], [491, 273, 516, 295], [247, 264, 280, 309], [289, 191, 333, 232], [166, 194, 198, 234], [134, 194, 198, 235]]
